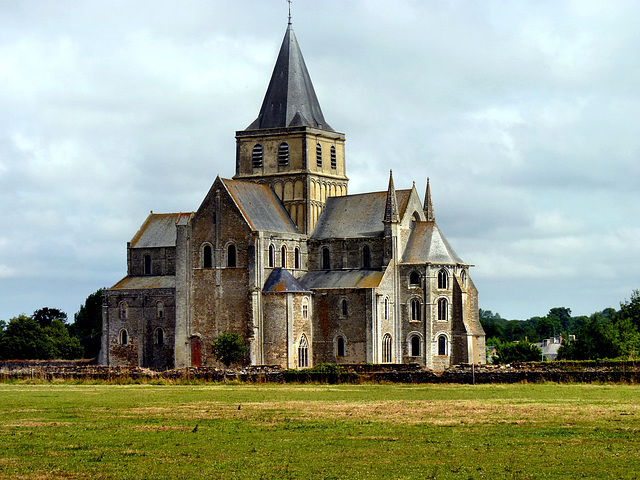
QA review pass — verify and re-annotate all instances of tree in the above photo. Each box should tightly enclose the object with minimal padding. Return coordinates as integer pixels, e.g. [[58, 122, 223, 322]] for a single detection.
[[0, 315, 83, 360], [494, 341, 542, 364], [70, 289, 104, 358], [33, 308, 67, 328], [620, 290, 640, 330], [43, 319, 83, 360], [211, 332, 248, 367], [0, 315, 43, 359]]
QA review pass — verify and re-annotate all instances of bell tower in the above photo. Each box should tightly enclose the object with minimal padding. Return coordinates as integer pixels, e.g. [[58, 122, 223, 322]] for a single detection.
[[234, 24, 348, 235]]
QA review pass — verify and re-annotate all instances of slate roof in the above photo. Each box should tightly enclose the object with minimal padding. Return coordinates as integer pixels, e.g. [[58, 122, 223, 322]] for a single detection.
[[401, 221, 467, 265], [111, 276, 176, 290], [311, 190, 411, 239], [246, 25, 333, 131], [263, 268, 311, 293], [301, 270, 384, 290], [223, 178, 300, 234], [129, 212, 193, 248]]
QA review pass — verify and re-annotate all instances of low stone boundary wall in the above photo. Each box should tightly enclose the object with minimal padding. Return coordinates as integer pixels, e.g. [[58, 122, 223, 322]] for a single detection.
[[1, 360, 638, 383]]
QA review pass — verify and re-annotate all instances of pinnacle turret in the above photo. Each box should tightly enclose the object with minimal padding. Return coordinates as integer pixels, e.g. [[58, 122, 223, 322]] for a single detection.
[[384, 170, 399, 223], [424, 177, 435, 221]]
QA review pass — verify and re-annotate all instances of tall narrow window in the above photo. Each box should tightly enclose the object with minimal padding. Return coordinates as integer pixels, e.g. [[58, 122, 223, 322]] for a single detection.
[[362, 245, 371, 269], [154, 328, 165, 346], [252, 143, 263, 168], [341, 299, 348, 317], [268, 244, 274, 267], [411, 336, 420, 356], [337, 336, 345, 357], [119, 329, 128, 345], [409, 271, 420, 286], [281, 245, 287, 268], [461, 270, 467, 288], [119, 302, 128, 320], [227, 244, 237, 268], [278, 142, 290, 167], [438, 336, 447, 356], [438, 269, 448, 289], [411, 299, 421, 321], [203, 245, 212, 268], [144, 254, 151, 275], [302, 298, 309, 319], [322, 247, 330, 270], [330, 145, 337, 169], [316, 143, 322, 168], [294, 247, 300, 269], [382, 334, 392, 363], [438, 298, 448, 321], [156, 301, 164, 318], [384, 297, 389, 320], [298, 335, 309, 368]]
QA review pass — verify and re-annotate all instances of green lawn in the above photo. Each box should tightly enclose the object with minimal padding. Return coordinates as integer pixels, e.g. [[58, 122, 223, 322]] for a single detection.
[[1, 382, 639, 479]]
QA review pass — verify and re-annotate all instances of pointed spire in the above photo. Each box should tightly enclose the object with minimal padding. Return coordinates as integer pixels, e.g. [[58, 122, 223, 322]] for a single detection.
[[384, 170, 399, 223], [246, 25, 333, 131], [424, 177, 435, 221]]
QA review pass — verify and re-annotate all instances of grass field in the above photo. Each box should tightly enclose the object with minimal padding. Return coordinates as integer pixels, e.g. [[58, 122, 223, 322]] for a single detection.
[[0, 382, 639, 479]]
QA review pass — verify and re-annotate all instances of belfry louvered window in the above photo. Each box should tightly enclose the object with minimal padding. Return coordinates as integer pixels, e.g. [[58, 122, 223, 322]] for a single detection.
[[278, 142, 289, 167], [252, 144, 263, 168], [330, 146, 337, 169], [316, 143, 322, 168]]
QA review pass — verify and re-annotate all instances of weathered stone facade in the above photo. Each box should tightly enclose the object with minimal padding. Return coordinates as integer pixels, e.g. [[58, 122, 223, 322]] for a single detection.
[[101, 24, 485, 371]]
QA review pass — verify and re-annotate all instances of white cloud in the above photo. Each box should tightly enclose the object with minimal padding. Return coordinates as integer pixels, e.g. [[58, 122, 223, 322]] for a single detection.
[[0, 0, 639, 321]]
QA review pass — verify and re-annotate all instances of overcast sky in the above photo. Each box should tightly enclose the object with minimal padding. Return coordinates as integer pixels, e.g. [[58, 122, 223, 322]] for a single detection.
[[1, 0, 638, 322]]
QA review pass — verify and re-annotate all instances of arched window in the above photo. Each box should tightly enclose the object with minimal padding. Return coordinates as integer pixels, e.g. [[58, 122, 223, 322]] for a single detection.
[[154, 327, 165, 346], [119, 302, 128, 320], [281, 245, 287, 268], [322, 247, 330, 270], [461, 270, 467, 287], [384, 297, 389, 320], [298, 335, 309, 368], [294, 247, 300, 269], [302, 298, 309, 319], [252, 143, 263, 168], [119, 329, 128, 345], [411, 336, 420, 357], [144, 254, 151, 275], [203, 245, 212, 268], [278, 142, 289, 167], [438, 298, 448, 321], [362, 245, 371, 269], [438, 269, 448, 289], [409, 271, 420, 286], [316, 143, 322, 168], [330, 145, 337, 169], [227, 244, 237, 268], [411, 299, 421, 321], [336, 336, 345, 357], [382, 334, 392, 363], [268, 244, 274, 267], [438, 335, 447, 356], [341, 299, 348, 317], [156, 301, 164, 318]]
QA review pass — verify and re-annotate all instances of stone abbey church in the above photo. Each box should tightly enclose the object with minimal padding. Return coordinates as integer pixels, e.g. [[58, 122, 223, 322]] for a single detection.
[[100, 24, 486, 371]]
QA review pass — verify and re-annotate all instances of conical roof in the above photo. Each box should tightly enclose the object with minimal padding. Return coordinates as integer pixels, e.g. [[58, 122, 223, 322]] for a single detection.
[[246, 25, 333, 131]]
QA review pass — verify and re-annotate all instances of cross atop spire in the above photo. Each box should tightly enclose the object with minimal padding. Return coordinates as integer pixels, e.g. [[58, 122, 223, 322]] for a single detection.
[[287, 0, 292, 25]]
